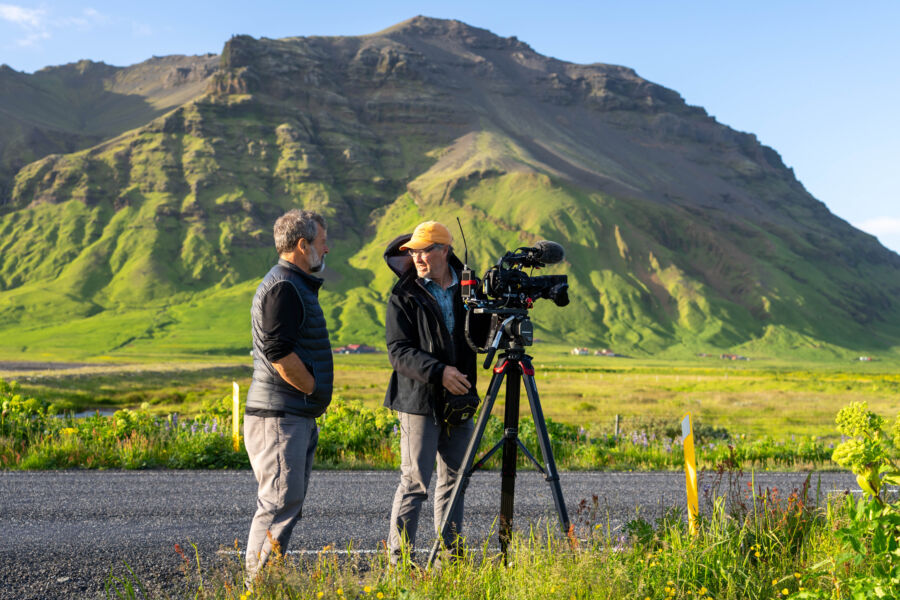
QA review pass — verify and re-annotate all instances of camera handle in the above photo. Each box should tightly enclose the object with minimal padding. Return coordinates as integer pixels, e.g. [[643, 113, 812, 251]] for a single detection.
[[481, 315, 516, 369]]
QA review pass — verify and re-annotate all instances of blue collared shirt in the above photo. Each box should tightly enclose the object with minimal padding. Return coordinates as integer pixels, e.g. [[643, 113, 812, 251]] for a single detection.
[[422, 270, 459, 334]]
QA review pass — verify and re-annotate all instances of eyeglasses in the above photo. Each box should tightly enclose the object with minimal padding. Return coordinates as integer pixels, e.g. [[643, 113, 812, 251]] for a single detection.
[[407, 245, 439, 257]]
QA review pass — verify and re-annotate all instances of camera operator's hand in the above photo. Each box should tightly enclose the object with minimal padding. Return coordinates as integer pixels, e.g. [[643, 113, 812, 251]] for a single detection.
[[441, 366, 471, 395]]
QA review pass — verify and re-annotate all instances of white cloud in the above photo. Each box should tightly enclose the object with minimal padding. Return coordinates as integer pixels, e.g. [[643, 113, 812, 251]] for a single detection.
[[63, 7, 110, 29], [855, 216, 900, 236], [16, 29, 50, 46], [1, 5, 113, 48], [0, 4, 46, 28]]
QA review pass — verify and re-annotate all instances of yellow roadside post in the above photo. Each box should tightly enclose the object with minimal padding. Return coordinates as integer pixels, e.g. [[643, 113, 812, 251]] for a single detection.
[[682, 413, 699, 535], [232, 381, 241, 452]]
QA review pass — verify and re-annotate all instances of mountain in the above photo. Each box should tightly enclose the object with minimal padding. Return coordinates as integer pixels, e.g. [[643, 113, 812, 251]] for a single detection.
[[0, 16, 898, 360], [0, 54, 218, 203]]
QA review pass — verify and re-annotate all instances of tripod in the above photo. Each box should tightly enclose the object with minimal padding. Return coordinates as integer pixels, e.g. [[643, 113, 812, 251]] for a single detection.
[[426, 322, 571, 567]]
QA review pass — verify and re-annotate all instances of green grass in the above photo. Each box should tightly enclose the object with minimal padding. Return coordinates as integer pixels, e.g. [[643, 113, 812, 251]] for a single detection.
[[3, 355, 899, 473], [5, 354, 899, 440]]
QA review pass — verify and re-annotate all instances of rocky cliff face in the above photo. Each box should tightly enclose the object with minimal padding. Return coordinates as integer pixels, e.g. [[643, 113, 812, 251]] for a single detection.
[[0, 16, 897, 357], [0, 54, 218, 203]]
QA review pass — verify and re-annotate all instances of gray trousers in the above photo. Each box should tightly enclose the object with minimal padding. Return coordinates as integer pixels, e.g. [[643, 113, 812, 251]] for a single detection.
[[244, 414, 318, 578], [388, 412, 474, 559]]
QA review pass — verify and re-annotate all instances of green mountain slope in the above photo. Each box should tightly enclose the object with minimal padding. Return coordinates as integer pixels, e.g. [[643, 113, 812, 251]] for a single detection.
[[0, 17, 898, 360]]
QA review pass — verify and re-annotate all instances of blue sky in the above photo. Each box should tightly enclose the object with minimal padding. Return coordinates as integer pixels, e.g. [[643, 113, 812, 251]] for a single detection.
[[2, 1, 898, 254]]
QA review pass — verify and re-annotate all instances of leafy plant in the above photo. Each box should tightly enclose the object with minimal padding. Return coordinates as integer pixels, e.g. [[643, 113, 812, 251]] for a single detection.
[[794, 401, 900, 598]]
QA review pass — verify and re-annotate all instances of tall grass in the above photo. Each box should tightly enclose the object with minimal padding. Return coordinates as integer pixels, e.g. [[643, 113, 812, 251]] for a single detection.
[[107, 473, 864, 599]]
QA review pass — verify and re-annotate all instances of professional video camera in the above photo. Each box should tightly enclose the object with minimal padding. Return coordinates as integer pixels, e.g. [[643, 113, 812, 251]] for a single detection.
[[458, 236, 569, 366]]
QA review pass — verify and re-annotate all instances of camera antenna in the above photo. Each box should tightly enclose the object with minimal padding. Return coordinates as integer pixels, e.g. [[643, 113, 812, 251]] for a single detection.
[[456, 216, 468, 266]]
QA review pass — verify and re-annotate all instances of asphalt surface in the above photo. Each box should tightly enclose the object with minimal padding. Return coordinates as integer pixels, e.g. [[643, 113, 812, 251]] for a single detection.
[[0, 470, 856, 599]]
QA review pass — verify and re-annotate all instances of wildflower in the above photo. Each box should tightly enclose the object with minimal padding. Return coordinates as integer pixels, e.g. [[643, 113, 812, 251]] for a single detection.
[[317, 593, 324, 599], [782, 589, 789, 596], [699, 587, 707, 595], [755, 551, 760, 558], [337, 589, 343, 596], [794, 572, 801, 579], [377, 594, 384, 599], [364, 586, 371, 594], [772, 580, 778, 585]]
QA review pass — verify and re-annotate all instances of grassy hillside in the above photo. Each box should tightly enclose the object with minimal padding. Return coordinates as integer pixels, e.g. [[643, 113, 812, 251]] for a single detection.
[[0, 18, 898, 361]]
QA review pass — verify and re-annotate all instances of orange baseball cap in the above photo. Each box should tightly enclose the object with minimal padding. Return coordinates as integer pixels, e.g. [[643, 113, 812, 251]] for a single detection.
[[399, 221, 453, 250]]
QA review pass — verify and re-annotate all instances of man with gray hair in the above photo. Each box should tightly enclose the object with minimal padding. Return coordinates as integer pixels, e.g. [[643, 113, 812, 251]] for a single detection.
[[244, 208, 333, 580]]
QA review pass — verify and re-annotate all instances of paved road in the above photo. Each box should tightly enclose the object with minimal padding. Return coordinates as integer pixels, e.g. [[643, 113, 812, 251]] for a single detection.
[[0, 470, 855, 599]]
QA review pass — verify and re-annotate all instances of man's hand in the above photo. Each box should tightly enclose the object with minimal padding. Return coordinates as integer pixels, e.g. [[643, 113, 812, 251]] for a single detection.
[[441, 366, 471, 396], [272, 353, 316, 394]]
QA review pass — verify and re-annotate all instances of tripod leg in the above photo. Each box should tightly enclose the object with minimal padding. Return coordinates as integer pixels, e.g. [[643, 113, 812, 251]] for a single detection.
[[499, 368, 521, 560], [426, 367, 506, 567], [521, 363, 571, 537]]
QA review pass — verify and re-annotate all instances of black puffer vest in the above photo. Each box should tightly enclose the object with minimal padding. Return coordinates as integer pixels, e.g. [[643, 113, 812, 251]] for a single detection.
[[247, 258, 333, 417]]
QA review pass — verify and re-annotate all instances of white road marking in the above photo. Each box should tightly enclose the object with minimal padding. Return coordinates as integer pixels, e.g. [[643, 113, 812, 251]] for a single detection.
[[217, 549, 429, 556]]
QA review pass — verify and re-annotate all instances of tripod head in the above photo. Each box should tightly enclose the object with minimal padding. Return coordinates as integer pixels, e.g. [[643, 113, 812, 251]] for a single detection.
[[476, 308, 533, 369]]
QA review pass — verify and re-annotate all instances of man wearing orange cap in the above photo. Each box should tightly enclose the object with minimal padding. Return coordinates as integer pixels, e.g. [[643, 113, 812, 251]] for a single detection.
[[382, 220, 489, 565]]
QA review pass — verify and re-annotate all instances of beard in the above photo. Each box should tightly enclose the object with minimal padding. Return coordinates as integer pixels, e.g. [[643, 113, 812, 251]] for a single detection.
[[308, 246, 326, 273]]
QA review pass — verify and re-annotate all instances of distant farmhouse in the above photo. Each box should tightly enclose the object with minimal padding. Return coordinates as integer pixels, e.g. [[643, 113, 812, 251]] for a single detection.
[[594, 348, 620, 357], [333, 344, 379, 354], [571, 347, 624, 357], [720, 353, 749, 361]]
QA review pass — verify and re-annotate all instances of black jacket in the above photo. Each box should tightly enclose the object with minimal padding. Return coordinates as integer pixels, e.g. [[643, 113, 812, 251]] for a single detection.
[[383, 234, 490, 416]]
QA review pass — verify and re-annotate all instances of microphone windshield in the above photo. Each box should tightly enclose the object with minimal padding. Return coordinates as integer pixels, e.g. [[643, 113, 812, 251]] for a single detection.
[[535, 240, 565, 264]]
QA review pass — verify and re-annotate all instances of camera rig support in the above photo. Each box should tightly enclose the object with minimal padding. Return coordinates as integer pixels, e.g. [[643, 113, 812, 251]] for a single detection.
[[426, 307, 571, 566]]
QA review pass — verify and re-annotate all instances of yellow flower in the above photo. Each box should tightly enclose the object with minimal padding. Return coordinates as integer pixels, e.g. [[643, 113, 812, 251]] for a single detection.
[[377, 594, 384, 600], [317, 593, 324, 599], [755, 551, 760, 558], [364, 586, 371, 594], [794, 572, 802, 579], [699, 587, 707, 595], [772, 580, 778, 585], [782, 589, 789, 596], [337, 589, 344, 596], [61, 427, 77, 436]]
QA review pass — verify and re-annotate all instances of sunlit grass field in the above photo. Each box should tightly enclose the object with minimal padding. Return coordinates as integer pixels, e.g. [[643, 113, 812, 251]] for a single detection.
[[4, 349, 898, 441]]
